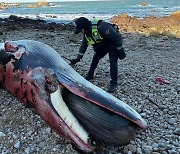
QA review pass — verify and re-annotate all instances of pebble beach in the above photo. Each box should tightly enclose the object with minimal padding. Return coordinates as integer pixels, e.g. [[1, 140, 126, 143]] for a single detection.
[[0, 15, 180, 154]]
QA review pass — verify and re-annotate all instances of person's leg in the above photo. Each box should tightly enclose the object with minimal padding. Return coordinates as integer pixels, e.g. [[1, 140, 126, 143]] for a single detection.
[[108, 48, 119, 92], [86, 51, 107, 80], [85, 53, 100, 80]]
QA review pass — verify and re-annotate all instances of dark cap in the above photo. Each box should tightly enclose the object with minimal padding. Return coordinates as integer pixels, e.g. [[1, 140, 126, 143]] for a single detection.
[[74, 17, 90, 34]]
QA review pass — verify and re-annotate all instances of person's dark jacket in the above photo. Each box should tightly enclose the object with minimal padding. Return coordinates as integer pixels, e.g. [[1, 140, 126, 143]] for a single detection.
[[80, 20, 123, 52], [71, 20, 125, 64]]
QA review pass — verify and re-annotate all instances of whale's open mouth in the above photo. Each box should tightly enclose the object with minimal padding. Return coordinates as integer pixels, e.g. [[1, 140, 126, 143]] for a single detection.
[[48, 84, 138, 152], [50, 86, 89, 144]]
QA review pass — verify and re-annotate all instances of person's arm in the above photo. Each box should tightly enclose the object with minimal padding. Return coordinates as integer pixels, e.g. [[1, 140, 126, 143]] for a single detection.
[[78, 35, 88, 58], [70, 36, 88, 64], [99, 22, 126, 60]]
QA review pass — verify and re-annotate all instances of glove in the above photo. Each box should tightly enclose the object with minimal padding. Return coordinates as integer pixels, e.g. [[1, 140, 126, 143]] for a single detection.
[[70, 58, 80, 64], [117, 47, 126, 60], [70, 54, 83, 64]]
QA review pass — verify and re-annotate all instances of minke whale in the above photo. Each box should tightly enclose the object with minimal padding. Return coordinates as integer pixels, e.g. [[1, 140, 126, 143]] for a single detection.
[[0, 40, 147, 152]]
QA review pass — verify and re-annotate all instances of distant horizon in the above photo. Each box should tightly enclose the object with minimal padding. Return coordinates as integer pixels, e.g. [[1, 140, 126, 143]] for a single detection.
[[1, 0, 112, 3]]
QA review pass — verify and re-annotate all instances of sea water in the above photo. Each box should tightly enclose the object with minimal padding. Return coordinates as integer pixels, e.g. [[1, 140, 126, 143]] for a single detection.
[[0, 0, 179, 23]]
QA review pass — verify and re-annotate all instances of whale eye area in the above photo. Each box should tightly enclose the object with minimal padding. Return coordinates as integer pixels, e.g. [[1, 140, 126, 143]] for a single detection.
[[4, 42, 18, 52], [45, 76, 58, 93], [45, 76, 53, 85]]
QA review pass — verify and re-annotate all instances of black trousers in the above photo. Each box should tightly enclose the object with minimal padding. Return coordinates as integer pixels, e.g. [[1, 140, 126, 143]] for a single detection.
[[87, 46, 118, 84]]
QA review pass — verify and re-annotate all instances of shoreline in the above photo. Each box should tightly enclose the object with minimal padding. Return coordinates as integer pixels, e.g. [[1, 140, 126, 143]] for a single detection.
[[1, 11, 180, 38], [1, 1, 180, 24], [0, 8, 179, 23], [0, 13, 113, 24]]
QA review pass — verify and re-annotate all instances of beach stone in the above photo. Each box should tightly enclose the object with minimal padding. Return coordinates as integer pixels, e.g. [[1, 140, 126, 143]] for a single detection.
[[14, 141, 21, 149], [152, 143, 158, 149], [123, 146, 129, 153], [168, 150, 178, 154], [45, 127, 51, 134], [25, 147, 31, 153], [173, 128, 180, 136], [1, 147, 9, 154], [158, 139, 167, 148], [140, 112, 146, 117], [168, 118, 176, 124], [39, 141, 46, 148], [12, 134, 18, 139], [172, 141, 180, 147], [126, 144, 137, 153], [162, 152, 168, 154], [0, 131, 5, 137], [136, 147, 142, 154], [142, 145, 153, 153]]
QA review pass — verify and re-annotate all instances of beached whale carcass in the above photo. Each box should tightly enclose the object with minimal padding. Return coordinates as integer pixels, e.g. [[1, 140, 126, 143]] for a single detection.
[[0, 40, 147, 152]]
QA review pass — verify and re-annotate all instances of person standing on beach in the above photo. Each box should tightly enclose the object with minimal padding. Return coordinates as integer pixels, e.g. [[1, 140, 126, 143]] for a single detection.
[[70, 17, 126, 93]]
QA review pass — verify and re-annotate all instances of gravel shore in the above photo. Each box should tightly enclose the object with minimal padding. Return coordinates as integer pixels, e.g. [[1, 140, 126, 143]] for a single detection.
[[0, 21, 180, 154]]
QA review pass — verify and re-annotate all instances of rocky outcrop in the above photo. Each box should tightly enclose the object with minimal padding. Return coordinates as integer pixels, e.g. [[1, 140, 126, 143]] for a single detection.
[[111, 11, 180, 38], [0, 2, 7, 9], [139, 3, 148, 7], [27, 0, 50, 8], [0, 2, 19, 9], [0, 0, 50, 9], [0, 15, 74, 33]]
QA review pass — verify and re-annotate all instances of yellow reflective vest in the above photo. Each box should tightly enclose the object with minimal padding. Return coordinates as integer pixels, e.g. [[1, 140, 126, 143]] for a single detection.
[[85, 20, 103, 45]]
